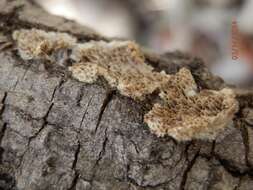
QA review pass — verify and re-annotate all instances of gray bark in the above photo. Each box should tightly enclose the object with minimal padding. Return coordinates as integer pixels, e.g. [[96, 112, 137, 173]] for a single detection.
[[0, 0, 253, 189]]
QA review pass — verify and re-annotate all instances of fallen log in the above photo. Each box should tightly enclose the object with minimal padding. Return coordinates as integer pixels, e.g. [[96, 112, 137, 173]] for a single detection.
[[0, 1, 253, 190]]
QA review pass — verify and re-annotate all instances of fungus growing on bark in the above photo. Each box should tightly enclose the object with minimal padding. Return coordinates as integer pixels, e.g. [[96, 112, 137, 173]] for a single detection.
[[144, 68, 239, 141], [69, 41, 170, 99], [13, 29, 76, 60], [12, 29, 239, 141]]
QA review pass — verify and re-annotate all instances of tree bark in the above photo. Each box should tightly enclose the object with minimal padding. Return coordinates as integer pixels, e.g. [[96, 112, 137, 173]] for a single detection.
[[0, 0, 253, 190]]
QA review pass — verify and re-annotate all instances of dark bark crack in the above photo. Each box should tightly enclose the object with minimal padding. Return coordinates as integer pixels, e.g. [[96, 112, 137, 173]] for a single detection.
[[0, 92, 7, 117], [0, 92, 8, 150], [94, 90, 115, 133], [12, 61, 32, 91], [72, 142, 81, 170], [90, 127, 109, 187], [213, 155, 253, 177], [67, 172, 80, 190], [180, 146, 200, 190], [0, 123, 7, 159], [240, 121, 251, 168], [79, 96, 93, 130], [68, 95, 98, 189], [17, 102, 54, 170], [94, 127, 109, 167], [50, 79, 64, 102], [125, 167, 183, 188]]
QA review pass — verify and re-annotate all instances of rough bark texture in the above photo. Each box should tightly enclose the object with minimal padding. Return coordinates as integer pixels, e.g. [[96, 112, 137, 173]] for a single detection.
[[0, 0, 253, 190]]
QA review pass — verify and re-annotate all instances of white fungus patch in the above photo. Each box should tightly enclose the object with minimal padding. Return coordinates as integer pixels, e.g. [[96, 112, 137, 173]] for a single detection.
[[13, 29, 239, 141], [13, 29, 77, 60]]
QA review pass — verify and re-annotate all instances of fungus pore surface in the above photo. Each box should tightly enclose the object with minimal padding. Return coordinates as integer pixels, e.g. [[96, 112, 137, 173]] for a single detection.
[[69, 41, 170, 99], [13, 29, 239, 141], [144, 68, 238, 140]]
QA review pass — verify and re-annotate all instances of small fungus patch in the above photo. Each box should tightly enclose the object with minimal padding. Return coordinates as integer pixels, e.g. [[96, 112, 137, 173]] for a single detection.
[[69, 41, 170, 99], [13, 29, 239, 141], [144, 68, 239, 141], [13, 29, 76, 60]]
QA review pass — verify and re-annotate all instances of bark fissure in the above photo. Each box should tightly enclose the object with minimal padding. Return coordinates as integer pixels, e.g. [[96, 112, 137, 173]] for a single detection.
[[13, 61, 32, 91], [180, 149, 200, 190], [0, 123, 7, 149], [0, 92, 7, 116], [72, 142, 81, 170], [90, 127, 109, 187], [213, 154, 253, 177], [125, 166, 184, 188], [94, 127, 109, 167], [241, 122, 251, 167], [79, 96, 93, 130], [94, 91, 115, 133], [17, 102, 54, 171], [67, 169, 80, 190], [0, 92, 8, 148], [50, 79, 64, 102]]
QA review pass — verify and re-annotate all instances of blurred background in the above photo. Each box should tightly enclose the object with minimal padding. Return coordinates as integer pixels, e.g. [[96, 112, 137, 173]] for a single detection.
[[36, 0, 253, 87]]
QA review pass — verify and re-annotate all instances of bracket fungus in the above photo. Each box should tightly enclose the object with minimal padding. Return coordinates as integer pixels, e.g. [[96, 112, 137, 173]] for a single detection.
[[144, 68, 239, 141], [13, 29, 239, 141], [69, 41, 170, 99], [13, 29, 77, 60]]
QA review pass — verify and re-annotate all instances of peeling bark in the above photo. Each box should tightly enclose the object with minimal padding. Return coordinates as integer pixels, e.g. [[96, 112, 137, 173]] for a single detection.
[[0, 0, 253, 190]]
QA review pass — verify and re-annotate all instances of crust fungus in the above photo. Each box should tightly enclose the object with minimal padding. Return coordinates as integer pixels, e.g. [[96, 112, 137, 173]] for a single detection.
[[13, 29, 76, 60], [12, 29, 239, 141], [69, 41, 170, 99], [144, 68, 239, 141]]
